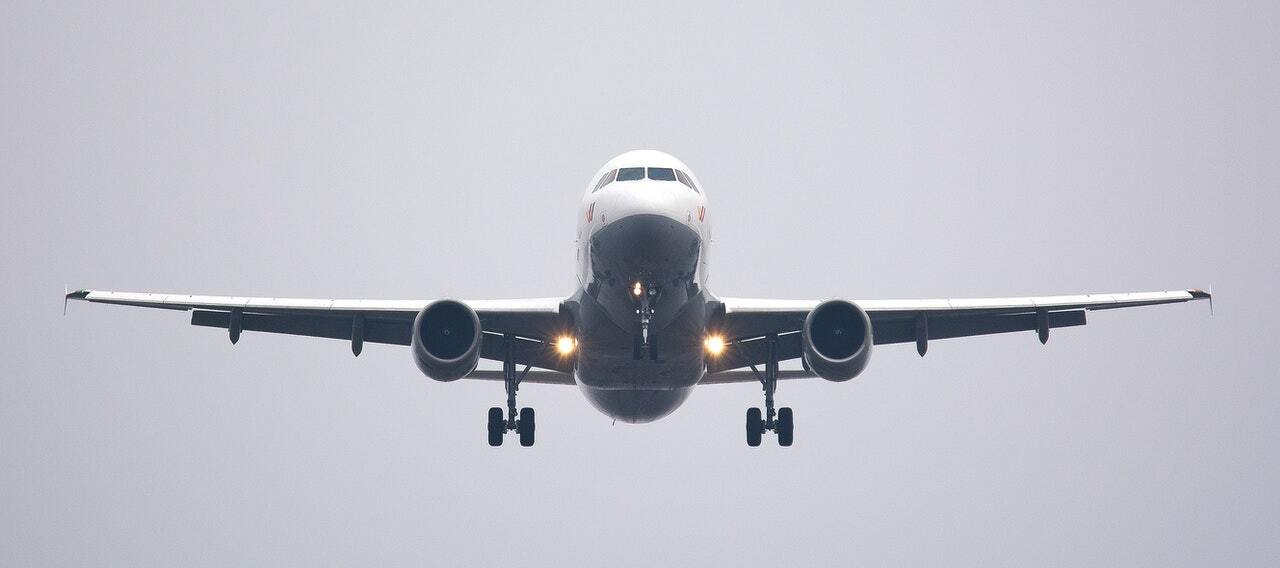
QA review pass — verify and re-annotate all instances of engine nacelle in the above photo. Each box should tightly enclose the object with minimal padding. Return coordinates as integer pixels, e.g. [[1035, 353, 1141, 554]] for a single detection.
[[411, 299, 482, 382], [802, 299, 873, 382]]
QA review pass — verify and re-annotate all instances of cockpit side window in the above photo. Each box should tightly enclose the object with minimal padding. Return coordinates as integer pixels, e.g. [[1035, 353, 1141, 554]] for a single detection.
[[616, 167, 645, 181], [647, 167, 677, 182], [593, 169, 617, 192], [674, 170, 698, 193]]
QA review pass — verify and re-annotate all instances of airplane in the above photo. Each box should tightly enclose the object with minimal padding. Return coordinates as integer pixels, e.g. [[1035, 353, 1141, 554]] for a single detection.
[[65, 149, 1212, 447]]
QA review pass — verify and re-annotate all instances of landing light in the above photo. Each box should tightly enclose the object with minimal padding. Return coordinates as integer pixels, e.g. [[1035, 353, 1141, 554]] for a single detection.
[[704, 335, 726, 356], [632, 282, 644, 297], [555, 335, 577, 355]]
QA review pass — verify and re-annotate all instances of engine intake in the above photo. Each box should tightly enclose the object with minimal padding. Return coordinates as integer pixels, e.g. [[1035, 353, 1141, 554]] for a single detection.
[[411, 299, 482, 381], [802, 299, 873, 382]]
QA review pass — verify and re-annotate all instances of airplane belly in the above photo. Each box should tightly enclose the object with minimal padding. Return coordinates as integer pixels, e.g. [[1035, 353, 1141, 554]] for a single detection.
[[578, 384, 693, 424], [570, 213, 711, 422], [574, 287, 708, 390]]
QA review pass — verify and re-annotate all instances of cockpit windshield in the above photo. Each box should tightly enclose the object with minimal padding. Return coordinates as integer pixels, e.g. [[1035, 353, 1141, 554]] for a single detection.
[[647, 167, 677, 181], [674, 169, 698, 193], [594, 166, 699, 193], [616, 167, 646, 181]]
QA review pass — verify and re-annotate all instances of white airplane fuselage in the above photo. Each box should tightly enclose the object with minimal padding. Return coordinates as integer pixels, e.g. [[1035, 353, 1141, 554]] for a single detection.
[[569, 150, 714, 423]]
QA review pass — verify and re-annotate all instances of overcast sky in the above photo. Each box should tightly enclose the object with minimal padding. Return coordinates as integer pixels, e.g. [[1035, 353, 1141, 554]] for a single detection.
[[2, 2, 1276, 566]]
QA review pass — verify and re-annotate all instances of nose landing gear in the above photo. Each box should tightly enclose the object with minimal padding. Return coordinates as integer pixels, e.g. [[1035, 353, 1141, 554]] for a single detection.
[[745, 334, 794, 447], [488, 334, 536, 447], [632, 281, 660, 361]]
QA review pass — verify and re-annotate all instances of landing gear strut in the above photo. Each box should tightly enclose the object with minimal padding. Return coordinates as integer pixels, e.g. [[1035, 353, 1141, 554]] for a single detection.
[[746, 334, 794, 447], [488, 334, 535, 447], [633, 282, 659, 361]]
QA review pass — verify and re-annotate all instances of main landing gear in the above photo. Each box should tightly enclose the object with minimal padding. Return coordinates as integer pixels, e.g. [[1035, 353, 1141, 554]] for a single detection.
[[745, 334, 794, 447], [488, 334, 535, 447]]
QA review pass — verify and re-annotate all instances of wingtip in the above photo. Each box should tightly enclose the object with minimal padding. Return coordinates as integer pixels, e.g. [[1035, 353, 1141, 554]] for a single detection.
[[1188, 287, 1213, 316], [65, 288, 90, 316]]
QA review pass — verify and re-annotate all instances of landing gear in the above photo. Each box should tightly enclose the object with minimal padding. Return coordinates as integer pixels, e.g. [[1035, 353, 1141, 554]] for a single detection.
[[745, 334, 794, 447], [632, 281, 659, 361], [487, 407, 505, 446], [777, 407, 794, 447], [746, 408, 763, 447], [518, 407, 536, 447], [488, 334, 536, 447]]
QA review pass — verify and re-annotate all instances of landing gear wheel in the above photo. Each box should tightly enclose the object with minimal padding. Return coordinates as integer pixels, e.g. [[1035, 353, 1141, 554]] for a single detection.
[[518, 407, 536, 447], [487, 407, 504, 447], [777, 407, 794, 447], [746, 408, 763, 447]]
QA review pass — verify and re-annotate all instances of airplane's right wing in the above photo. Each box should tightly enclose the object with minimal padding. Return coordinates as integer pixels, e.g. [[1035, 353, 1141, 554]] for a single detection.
[[65, 289, 576, 374]]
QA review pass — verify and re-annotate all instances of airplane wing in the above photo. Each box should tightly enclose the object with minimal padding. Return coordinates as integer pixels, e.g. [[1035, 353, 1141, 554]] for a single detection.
[[67, 288, 1212, 384], [706, 289, 1211, 375], [64, 289, 576, 374]]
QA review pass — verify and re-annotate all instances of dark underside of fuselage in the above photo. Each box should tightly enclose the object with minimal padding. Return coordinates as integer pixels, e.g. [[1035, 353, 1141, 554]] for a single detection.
[[572, 214, 709, 423]]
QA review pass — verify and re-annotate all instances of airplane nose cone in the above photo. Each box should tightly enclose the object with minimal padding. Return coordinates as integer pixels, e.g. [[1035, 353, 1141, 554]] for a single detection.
[[603, 180, 693, 226], [590, 214, 701, 279]]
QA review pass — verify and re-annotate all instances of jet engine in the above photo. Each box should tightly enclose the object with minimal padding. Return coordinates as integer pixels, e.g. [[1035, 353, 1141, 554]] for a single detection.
[[801, 299, 873, 382], [411, 299, 482, 381]]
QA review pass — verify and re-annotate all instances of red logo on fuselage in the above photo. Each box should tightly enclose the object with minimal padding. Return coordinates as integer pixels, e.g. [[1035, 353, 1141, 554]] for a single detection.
[[587, 202, 594, 222], [697, 206, 706, 222]]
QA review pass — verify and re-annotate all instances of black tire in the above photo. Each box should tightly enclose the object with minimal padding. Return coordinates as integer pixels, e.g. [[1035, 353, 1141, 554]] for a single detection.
[[518, 407, 536, 447], [777, 407, 794, 447], [746, 408, 763, 447], [487, 407, 504, 447]]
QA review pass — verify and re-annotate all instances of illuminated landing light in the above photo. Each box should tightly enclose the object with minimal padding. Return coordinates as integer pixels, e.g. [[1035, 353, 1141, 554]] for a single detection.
[[632, 282, 644, 297], [555, 335, 577, 355], [704, 335, 726, 356]]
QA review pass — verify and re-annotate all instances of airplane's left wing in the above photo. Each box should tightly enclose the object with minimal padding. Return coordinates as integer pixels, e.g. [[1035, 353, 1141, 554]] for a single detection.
[[65, 289, 576, 374], [707, 289, 1211, 375]]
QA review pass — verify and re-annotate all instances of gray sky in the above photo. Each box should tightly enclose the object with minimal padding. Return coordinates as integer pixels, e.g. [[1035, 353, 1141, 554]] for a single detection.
[[3, 2, 1276, 565]]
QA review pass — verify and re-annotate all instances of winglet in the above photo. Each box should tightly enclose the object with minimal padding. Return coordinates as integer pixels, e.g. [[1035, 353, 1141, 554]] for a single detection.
[[64, 288, 89, 316], [1189, 287, 1213, 316]]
